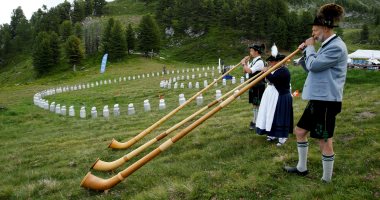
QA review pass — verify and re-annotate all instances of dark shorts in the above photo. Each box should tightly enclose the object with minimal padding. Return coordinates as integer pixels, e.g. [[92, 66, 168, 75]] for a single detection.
[[248, 84, 265, 105], [297, 100, 342, 139]]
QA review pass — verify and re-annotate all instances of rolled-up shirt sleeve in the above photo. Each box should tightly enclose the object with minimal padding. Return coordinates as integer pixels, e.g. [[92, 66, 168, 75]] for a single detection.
[[249, 60, 264, 74]]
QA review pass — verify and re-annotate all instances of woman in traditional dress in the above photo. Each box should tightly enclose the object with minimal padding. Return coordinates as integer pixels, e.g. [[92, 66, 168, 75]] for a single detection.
[[256, 45, 293, 146]]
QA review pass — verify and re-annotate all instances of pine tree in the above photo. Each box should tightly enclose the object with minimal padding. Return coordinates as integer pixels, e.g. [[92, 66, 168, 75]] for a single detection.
[[33, 32, 60, 76], [299, 11, 314, 41], [72, 0, 86, 24], [375, 13, 380, 26], [360, 24, 369, 43], [85, 0, 94, 16], [101, 18, 114, 53], [10, 6, 27, 39], [93, 0, 107, 16], [49, 31, 60, 66], [60, 20, 73, 42], [74, 22, 83, 38], [0, 25, 12, 59], [138, 15, 161, 55], [125, 24, 135, 54], [56, 1, 71, 23], [108, 20, 126, 60], [65, 35, 84, 66]]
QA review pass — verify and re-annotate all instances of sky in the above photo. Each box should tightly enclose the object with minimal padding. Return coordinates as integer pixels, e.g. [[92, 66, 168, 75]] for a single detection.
[[0, 1, 74, 25], [0, 0, 113, 25]]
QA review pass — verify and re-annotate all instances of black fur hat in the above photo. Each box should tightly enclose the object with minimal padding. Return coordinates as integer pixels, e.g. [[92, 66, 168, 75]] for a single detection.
[[310, 3, 345, 28]]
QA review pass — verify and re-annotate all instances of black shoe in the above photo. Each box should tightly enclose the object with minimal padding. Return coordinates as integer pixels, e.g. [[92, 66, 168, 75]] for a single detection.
[[284, 166, 308, 176], [249, 121, 256, 130], [321, 178, 331, 183]]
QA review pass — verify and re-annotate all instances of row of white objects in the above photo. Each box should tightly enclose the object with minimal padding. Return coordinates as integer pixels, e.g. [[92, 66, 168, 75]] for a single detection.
[[33, 89, 240, 119], [32, 65, 230, 119], [34, 65, 222, 101], [160, 76, 244, 89]]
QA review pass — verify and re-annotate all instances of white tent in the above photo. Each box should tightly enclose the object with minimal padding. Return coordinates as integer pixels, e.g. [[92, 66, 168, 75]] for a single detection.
[[348, 50, 380, 59], [368, 59, 380, 65]]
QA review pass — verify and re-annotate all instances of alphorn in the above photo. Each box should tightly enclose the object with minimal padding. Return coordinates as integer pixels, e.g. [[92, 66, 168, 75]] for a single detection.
[[92, 71, 264, 171], [80, 48, 300, 191], [109, 61, 243, 149]]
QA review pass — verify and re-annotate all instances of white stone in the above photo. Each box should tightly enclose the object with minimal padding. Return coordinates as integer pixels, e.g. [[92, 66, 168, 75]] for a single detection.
[[50, 102, 55, 112], [216, 90, 222, 100], [180, 83, 184, 88], [61, 106, 66, 116], [55, 104, 61, 114], [144, 100, 151, 112], [241, 76, 245, 84], [179, 94, 186, 106], [114, 104, 120, 116], [232, 77, 236, 84], [103, 105, 110, 118], [196, 94, 203, 106], [69, 106, 75, 117], [128, 103, 135, 115], [174, 82, 178, 89], [204, 80, 208, 88], [91, 107, 97, 118], [188, 82, 193, 89], [80, 107, 86, 119], [159, 99, 166, 110], [195, 82, 200, 89], [222, 78, 226, 86]]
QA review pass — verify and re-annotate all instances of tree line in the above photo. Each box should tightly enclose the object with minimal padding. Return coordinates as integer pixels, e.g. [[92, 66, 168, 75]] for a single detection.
[[1, 0, 379, 77], [156, 0, 315, 49], [0, 0, 162, 76]]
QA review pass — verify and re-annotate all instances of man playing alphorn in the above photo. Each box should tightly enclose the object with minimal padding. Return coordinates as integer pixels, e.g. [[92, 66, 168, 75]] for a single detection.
[[284, 3, 348, 182]]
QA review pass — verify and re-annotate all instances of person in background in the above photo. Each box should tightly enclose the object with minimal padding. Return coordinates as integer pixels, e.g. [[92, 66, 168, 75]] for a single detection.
[[256, 44, 293, 146], [240, 44, 266, 130], [284, 3, 347, 183]]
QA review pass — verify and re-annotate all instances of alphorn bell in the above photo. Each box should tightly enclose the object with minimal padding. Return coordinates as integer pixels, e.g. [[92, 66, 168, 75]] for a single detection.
[[92, 71, 264, 171], [81, 48, 300, 191], [109, 60, 245, 149]]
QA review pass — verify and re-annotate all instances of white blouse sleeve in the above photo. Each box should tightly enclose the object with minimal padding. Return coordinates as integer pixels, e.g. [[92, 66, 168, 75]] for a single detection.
[[249, 60, 264, 74]]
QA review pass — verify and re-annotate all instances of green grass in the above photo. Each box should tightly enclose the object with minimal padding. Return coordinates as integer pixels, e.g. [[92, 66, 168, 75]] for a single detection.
[[0, 56, 379, 199]]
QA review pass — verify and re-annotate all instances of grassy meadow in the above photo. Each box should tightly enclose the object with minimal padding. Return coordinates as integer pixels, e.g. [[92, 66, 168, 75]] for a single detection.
[[0, 55, 379, 199]]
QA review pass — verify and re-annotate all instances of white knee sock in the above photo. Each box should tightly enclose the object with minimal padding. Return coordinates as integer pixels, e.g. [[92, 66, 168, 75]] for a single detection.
[[296, 142, 308, 172], [322, 154, 335, 182], [252, 108, 258, 123]]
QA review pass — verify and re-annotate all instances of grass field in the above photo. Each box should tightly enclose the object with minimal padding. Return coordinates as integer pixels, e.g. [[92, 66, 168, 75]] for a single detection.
[[0, 56, 379, 199]]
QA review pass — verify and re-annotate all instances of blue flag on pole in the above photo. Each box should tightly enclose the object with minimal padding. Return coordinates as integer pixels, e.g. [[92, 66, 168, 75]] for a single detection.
[[100, 53, 108, 73]]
